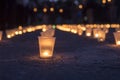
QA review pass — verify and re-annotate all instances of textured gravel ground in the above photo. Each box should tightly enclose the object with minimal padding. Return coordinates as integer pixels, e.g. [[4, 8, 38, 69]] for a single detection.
[[0, 29, 120, 80]]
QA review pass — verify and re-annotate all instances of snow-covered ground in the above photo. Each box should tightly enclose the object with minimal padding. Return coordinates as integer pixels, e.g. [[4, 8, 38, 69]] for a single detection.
[[0, 29, 120, 80]]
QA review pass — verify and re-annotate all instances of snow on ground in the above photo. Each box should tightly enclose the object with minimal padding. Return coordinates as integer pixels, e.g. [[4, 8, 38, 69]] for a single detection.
[[0, 29, 120, 80]]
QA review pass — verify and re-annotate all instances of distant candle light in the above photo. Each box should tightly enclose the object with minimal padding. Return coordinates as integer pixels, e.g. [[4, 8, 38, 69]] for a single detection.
[[33, 7, 37, 12], [18, 26, 23, 30], [43, 8, 47, 13], [50, 7, 54, 12], [7, 35, 11, 38], [79, 4, 83, 9], [102, 0, 106, 4], [59, 8, 63, 13], [86, 33, 91, 36], [15, 31, 19, 35], [107, 0, 112, 2]]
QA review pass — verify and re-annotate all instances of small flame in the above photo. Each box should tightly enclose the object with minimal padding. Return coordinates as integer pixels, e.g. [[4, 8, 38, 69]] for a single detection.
[[86, 33, 91, 36], [95, 34, 99, 38], [7, 35, 11, 38], [117, 41, 120, 45]]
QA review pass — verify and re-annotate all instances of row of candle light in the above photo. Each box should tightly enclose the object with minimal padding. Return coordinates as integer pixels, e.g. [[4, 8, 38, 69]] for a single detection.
[[0, 24, 120, 59], [56, 25, 107, 42], [0, 25, 55, 41], [56, 24, 120, 45], [0, 24, 120, 45], [5, 25, 54, 39], [38, 23, 120, 58], [56, 24, 120, 31], [0, 25, 53, 41], [5, 25, 43, 39]]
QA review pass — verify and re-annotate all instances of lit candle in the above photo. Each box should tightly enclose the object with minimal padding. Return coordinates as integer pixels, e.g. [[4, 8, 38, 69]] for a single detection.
[[114, 32, 120, 45]]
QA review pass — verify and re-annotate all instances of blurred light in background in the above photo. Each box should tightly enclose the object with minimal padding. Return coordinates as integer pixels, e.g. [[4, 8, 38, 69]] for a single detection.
[[79, 4, 83, 9], [50, 7, 54, 12], [102, 0, 106, 4], [33, 7, 38, 13], [107, 0, 112, 3], [43, 8, 47, 13], [59, 8, 63, 13]]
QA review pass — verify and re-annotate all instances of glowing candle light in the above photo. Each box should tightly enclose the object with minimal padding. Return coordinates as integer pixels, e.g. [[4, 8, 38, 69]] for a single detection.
[[108, 0, 112, 3], [59, 8, 63, 13], [38, 37, 56, 58], [18, 31, 22, 35], [50, 7, 54, 12], [93, 29, 100, 38], [7, 35, 12, 38], [79, 4, 83, 9], [43, 8, 47, 13], [6, 29, 15, 38], [15, 31, 19, 35], [97, 30, 106, 42], [78, 29, 83, 36], [23, 29, 27, 33], [102, 0, 106, 4], [33, 7, 37, 12], [0, 31, 3, 41], [117, 41, 120, 45], [113, 32, 120, 46], [18, 26, 23, 30], [86, 28, 92, 37]]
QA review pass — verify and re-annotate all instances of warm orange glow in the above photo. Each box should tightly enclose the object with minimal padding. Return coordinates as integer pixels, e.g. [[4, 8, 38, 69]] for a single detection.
[[11, 34, 14, 37], [105, 24, 110, 28], [81, 27, 86, 31], [35, 25, 43, 30], [0, 31, 2, 40], [79, 4, 83, 9], [7, 35, 11, 38], [78, 29, 83, 36], [111, 24, 120, 28], [18, 31, 22, 35], [59, 8, 63, 13], [103, 28, 109, 33], [114, 32, 120, 46], [27, 27, 34, 32], [41, 51, 52, 58], [102, 0, 106, 4], [23, 30, 27, 33], [43, 8, 47, 13], [86, 28, 92, 37], [42, 28, 47, 32], [117, 41, 120, 45], [18, 26, 23, 30], [43, 51, 49, 56], [93, 29, 100, 38], [107, 0, 112, 2], [33, 7, 37, 12], [56, 25, 71, 32], [38, 37, 56, 58], [78, 33, 82, 36], [95, 34, 99, 38], [50, 7, 54, 12], [97, 30, 106, 42], [71, 29, 77, 34], [15, 31, 19, 35], [86, 33, 91, 36], [99, 38, 104, 41]]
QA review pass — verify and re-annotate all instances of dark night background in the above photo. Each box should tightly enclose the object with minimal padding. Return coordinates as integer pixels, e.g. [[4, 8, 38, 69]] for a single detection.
[[0, 0, 120, 30]]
